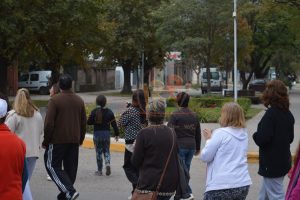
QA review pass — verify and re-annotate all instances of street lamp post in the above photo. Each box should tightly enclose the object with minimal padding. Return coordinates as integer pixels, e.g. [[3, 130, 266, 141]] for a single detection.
[[233, 0, 238, 102], [226, 33, 230, 89]]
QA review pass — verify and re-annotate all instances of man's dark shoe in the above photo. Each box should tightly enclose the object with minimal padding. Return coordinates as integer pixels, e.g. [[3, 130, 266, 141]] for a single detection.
[[106, 165, 111, 176], [57, 192, 67, 200]]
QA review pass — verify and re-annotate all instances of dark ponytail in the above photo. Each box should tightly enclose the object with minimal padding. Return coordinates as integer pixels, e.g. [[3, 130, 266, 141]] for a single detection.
[[132, 89, 147, 125], [95, 95, 106, 124]]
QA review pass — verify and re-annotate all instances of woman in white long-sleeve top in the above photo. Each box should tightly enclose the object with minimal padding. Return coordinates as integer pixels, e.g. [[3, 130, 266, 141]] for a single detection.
[[200, 102, 252, 200], [5, 88, 44, 179]]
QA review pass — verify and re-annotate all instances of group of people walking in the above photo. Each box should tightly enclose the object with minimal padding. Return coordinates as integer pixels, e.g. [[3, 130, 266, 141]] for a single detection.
[[0, 75, 299, 200]]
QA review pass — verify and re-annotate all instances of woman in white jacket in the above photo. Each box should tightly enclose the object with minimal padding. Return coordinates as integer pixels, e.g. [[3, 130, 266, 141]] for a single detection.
[[200, 102, 252, 200], [5, 88, 44, 179]]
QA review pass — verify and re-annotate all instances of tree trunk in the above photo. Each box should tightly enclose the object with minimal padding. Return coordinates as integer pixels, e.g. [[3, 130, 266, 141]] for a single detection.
[[206, 65, 211, 92], [0, 58, 8, 94], [48, 61, 61, 86], [240, 70, 254, 90], [121, 60, 132, 94]]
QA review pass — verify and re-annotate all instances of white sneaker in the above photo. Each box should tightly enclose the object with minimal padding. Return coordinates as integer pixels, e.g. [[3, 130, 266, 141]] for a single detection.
[[189, 194, 194, 199], [46, 174, 52, 181], [127, 194, 132, 200], [70, 192, 79, 200], [180, 194, 194, 200]]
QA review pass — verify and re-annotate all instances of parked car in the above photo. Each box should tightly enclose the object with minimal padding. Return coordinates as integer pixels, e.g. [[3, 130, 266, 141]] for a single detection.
[[248, 79, 267, 92], [18, 71, 51, 95]]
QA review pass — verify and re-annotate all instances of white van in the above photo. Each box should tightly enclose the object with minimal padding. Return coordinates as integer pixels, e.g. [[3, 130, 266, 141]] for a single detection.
[[200, 68, 224, 94], [18, 71, 51, 94]]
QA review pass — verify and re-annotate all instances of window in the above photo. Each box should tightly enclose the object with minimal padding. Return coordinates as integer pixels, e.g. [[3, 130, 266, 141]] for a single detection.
[[203, 72, 220, 80], [30, 74, 39, 81], [20, 74, 29, 82]]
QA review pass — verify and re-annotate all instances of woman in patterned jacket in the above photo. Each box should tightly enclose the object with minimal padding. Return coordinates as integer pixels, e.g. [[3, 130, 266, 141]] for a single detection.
[[118, 89, 147, 198]]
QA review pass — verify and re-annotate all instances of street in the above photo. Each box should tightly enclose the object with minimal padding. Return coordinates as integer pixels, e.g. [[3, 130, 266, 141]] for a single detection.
[[29, 84, 300, 199], [31, 148, 289, 200]]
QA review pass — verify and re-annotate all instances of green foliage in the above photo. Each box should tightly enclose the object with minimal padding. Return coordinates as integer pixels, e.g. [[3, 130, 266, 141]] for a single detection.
[[237, 98, 252, 112], [167, 96, 251, 111], [166, 97, 177, 107], [156, 0, 233, 90], [165, 106, 177, 121], [193, 107, 222, 123], [193, 107, 261, 123], [32, 100, 49, 108], [240, 0, 298, 82], [100, 0, 167, 93], [245, 107, 262, 119], [166, 96, 252, 122], [0, 0, 106, 85], [190, 97, 230, 108]]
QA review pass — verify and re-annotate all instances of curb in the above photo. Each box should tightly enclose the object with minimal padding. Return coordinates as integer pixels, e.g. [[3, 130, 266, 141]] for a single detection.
[[82, 138, 125, 152], [82, 137, 261, 163]]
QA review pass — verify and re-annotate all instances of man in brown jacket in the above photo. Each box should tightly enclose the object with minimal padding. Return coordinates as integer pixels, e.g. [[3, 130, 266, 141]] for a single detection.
[[43, 74, 86, 200]]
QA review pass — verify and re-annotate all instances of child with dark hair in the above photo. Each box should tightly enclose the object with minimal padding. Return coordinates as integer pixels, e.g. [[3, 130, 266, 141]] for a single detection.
[[87, 94, 119, 176]]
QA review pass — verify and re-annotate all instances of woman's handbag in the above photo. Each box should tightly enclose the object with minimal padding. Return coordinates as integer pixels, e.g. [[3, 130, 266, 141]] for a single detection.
[[131, 191, 157, 200], [131, 128, 175, 200]]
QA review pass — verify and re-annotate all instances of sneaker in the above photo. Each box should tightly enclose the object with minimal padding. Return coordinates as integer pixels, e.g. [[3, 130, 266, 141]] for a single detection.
[[46, 174, 52, 181], [106, 165, 111, 176], [70, 192, 79, 200], [127, 194, 132, 200], [94, 171, 103, 176]]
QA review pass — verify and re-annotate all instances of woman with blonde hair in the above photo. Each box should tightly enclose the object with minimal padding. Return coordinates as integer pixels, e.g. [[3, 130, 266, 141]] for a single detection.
[[5, 88, 44, 179], [200, 102, 252, 200]]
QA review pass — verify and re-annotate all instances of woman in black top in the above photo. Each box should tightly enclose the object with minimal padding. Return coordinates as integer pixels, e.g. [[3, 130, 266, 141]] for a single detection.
[[87, 95, 119, 176], [253, 80, 294, 200], [118, 89, 147, 197], [131, 99, 179, 200]]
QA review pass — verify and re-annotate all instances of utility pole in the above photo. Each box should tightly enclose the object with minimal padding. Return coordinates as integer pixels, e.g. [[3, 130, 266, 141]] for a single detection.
[[233, 0, 238, 102]]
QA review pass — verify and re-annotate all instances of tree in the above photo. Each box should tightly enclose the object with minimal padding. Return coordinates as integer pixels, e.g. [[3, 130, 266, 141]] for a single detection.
[[156, 0, 233, 92], [240, 0, 297, 88], [275, 0, 300, 8], [0, 0, 32, 93], [25, 0, 105, 84], [0, 0, 106, 94], [100, 0, 166, 93]]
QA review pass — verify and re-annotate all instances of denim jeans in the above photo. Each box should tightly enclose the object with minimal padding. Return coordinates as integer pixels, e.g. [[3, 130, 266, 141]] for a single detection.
[[26, 157, 37, 179], [93, 131, 111, 172], [178, 148, 195, 194]]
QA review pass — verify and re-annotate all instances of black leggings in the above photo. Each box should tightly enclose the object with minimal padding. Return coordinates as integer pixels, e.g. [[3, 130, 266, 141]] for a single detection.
[[204, 185, 250, 200], [123, 149, 139, 193]]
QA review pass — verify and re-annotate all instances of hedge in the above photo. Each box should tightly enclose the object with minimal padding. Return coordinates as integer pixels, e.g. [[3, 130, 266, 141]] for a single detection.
[[167, 96, 251, 112]]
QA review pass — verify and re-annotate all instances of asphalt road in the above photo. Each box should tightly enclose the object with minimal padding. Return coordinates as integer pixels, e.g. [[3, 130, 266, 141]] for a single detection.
[[31, 148, 289, 200], [28, 84, 299, 199]]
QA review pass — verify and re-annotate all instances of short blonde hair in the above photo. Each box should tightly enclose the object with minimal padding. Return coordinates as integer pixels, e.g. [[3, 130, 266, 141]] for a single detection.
[[14, 88, 38, 117], [219, 102, 246, 128]]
